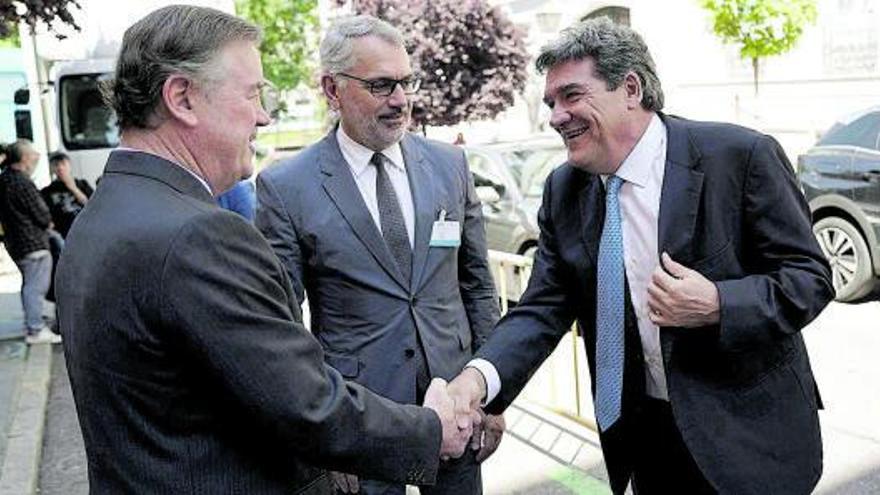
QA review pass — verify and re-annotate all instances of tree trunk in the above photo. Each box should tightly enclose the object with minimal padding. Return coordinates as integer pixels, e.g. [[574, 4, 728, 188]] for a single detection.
[[752, 57, 759, 96]]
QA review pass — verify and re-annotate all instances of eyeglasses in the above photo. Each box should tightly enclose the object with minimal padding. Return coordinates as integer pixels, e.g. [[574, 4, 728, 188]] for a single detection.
[[335, 73, 422, 97]]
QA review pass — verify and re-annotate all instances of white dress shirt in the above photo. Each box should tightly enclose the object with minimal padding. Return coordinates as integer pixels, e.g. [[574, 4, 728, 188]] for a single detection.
[[471, 113, 670, 405], [336, 126, 415, 248]]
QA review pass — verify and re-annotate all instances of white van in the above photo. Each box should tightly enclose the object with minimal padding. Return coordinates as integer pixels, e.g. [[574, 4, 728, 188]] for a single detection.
[[52, 58, 118, 186]]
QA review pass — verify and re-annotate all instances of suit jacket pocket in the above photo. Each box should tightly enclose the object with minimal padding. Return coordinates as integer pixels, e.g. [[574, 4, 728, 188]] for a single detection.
[[691, 240, 736, 280], [324, 352, 360, 378]]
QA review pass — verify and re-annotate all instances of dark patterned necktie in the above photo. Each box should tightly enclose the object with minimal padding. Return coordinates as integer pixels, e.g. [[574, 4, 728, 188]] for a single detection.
[[371, 153, 412, 284]]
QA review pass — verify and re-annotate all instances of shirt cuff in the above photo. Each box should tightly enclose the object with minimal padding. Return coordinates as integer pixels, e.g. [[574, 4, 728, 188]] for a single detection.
[[465, 359, 501, 406]]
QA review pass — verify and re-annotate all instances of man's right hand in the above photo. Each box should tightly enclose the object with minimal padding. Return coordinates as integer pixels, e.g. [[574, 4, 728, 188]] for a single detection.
[[447, 367, 487, 416], [423, 378, 473, 459]]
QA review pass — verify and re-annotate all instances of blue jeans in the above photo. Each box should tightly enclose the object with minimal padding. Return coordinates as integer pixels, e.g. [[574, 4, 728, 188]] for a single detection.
[[14, 250, 52, 332]]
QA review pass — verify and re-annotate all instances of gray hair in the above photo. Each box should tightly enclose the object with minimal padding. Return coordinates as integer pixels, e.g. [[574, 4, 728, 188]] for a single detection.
[[536, 17, 664, 111], [105, 5, 261, 130], [320, 15, 405, 75]]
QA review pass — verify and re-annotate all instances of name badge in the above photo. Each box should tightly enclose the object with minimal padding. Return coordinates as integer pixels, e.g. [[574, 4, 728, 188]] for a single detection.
[[430, 209, 460, 247]]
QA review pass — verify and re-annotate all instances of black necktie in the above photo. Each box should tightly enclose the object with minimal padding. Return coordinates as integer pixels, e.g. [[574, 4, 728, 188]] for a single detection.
[[371, 153, 412, 284]]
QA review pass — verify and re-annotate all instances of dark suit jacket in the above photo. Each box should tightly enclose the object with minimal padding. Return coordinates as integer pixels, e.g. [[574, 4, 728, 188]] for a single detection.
[[256, 132, 499, 405], [476, 115, 834, 494], [56, 151, 442, 494]]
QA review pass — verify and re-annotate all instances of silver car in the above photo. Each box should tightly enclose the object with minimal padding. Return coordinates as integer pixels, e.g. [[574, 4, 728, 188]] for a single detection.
[[466, 140, 567, 257]]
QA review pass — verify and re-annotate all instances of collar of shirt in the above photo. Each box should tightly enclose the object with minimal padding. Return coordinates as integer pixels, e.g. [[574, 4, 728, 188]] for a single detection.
[[602, 113, 666, 187], [336, 125, 406, 178], [113, 147, 213, 196]]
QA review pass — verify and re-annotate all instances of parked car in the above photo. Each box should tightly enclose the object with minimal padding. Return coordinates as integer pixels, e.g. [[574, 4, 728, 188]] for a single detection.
[[798, 106, 880, 301], [466, 140, 566, 257], [465, 140, 567, 301]]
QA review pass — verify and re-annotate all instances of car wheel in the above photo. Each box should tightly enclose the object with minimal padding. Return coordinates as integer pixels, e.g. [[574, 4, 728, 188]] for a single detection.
[[813, 216, 874, 302]]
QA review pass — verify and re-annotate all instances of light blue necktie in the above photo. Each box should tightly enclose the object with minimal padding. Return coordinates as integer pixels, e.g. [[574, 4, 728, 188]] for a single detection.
[[596, 175, 625, 432]]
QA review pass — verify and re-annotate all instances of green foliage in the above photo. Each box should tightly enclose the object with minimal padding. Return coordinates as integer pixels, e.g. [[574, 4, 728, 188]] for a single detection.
[[236, 0, 319, 93], [701, 0, 817, 93], [0, 25, 20, 47]]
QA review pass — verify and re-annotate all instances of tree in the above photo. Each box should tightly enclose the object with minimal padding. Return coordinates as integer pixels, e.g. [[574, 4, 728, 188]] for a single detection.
[[336, 0, 529, 129], [0, 0, 81, 39], [701, 0, 817, 95], [236, 0, 319, 93]]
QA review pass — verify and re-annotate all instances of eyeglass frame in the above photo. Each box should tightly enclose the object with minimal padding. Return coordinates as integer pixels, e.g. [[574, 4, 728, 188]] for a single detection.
[[334, 72, 422, 97]]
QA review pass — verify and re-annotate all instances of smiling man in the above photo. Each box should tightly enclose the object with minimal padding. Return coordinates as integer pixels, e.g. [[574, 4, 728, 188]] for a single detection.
[[56, 6, 472, 494], [257, 15, 501, 495], [448, 17, 834, 494]]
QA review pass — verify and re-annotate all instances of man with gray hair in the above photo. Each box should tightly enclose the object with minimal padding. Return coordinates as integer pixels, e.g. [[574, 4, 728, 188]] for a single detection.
[[56, 6, 472, 494], [448, 17, 833, 494], [257, 14, 501, 495]]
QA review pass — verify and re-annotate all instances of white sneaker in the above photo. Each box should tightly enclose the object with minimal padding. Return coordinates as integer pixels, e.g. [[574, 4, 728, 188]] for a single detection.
[[25, 327, 62, 345]]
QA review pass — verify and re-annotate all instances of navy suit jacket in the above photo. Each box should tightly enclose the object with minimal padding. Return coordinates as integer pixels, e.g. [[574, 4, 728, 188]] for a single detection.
[[57, 151, 442, 494], [257, 132, 499, 404], [476, 115, 834, 494]]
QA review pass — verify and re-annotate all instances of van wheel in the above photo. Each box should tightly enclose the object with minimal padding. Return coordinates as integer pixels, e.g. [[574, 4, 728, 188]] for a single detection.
[[813, 216, 874, 302]]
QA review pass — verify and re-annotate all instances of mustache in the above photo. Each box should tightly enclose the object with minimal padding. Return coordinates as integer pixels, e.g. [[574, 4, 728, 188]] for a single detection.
[[379, 110, 406, 119]]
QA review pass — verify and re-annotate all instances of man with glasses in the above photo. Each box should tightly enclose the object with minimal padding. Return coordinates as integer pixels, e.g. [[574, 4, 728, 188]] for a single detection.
[[257, 15, 501, 495]]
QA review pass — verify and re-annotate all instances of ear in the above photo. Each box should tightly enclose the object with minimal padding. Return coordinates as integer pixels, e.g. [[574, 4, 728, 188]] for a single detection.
[[161, 74, 199, 127], [623, 72, 643, 110], [321, 74, 341, 111]]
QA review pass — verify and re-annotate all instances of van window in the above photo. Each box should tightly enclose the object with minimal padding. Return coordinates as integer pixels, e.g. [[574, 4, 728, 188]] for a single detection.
[[59, 73, 119, 150]]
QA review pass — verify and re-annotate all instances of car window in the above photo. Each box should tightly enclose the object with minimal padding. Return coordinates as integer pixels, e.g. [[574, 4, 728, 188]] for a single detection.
[[467, 151, 507, 186], [818, 111, 880, 150], [522, 149, 568, 197]]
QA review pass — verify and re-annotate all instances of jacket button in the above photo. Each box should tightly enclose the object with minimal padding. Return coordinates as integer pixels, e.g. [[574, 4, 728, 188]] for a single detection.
[[405, 349, 415, 358]]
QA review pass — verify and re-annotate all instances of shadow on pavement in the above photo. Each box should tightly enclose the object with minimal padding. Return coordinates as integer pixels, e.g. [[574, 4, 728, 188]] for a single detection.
[[38, 346, 88, 495]]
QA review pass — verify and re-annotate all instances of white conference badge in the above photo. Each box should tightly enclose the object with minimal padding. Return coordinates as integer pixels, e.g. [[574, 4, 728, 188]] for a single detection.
[[429, 209, 461, 247]]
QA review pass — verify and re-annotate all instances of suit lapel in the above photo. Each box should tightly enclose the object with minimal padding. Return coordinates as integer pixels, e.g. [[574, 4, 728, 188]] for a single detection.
[[403, 135, 434, 294], [319, 133, 409, 290], [658, 114, 704, 265], [578, 173, 605, 265]]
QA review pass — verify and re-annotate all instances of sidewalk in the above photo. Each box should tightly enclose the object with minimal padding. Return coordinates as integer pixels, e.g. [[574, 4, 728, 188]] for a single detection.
[[0, 252, 55, 495]]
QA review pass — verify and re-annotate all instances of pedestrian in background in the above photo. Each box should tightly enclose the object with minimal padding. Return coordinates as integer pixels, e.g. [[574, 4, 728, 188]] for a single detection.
[[0, 139, 60, 344], [217, 179, 256, 221], [41, 151, 93, 238]]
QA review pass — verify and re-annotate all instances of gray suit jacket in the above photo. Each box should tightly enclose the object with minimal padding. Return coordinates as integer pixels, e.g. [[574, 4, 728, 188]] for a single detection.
[[57, 150, 442, 494], [257, 132, 499, 404]]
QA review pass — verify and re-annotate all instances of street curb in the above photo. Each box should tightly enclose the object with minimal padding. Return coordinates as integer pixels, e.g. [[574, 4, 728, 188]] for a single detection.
[[0, 344, 53, 495]]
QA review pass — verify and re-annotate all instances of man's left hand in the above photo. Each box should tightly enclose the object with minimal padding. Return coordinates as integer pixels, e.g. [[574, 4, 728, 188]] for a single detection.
[[471, 412, 505, 463], [647, 252, 720, 328]]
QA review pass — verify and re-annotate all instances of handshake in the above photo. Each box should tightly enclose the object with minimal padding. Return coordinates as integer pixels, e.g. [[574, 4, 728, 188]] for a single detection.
[[332, 368, 504, 493], [423, 367, 504, 461]]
